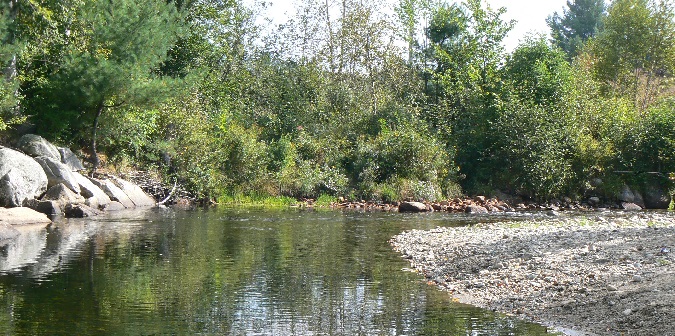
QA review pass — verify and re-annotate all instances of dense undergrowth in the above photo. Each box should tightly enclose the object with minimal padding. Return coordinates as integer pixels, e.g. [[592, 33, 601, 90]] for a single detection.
[[1, 0, 674, 203]]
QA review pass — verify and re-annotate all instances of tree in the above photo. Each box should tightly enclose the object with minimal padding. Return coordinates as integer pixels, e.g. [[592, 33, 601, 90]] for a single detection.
[[0, 0, 20, 131], [589, 0, 675, 111], [547, 0, 606, 59], [31, 0, 181, 171], [423, 0, 513, 191]]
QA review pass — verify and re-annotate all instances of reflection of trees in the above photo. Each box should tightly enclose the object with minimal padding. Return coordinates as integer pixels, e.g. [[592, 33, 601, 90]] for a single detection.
[[0, 210, 551, 335]]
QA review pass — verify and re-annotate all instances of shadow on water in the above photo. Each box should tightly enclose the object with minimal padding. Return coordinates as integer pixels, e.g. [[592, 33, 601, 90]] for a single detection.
[[0, 208, 565, 335]]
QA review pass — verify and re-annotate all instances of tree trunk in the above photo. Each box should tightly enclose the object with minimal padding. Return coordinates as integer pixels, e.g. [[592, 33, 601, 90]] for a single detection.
[[3, 0, 20, 116], [91, 103, 105, 175]]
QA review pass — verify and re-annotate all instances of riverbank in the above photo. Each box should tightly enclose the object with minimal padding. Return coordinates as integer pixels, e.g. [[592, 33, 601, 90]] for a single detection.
[[391, 213, 675, 336]]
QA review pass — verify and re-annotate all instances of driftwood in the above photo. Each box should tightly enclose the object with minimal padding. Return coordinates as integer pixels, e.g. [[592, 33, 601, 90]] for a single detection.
[[157, 179, 177, 206]]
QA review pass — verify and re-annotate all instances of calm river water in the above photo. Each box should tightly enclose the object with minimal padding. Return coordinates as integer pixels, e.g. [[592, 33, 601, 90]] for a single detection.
[[0, 208, 562, 335]]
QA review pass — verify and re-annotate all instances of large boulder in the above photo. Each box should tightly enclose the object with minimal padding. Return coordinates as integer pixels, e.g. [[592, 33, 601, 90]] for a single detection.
[[644, 183, 670, 209], [0, 207, 52, 225], [58, 147, 85, 172], [90, 178, 135, 208], [617, 185, 636, 203], [111, 177, 156, 207], [74, 173, 111, 206], [34, 156, 81, 194], [42, 183, 85, 205], [0, 148, 49, 207], [16, 134, 61, 161], [398, 201, 429, 213]]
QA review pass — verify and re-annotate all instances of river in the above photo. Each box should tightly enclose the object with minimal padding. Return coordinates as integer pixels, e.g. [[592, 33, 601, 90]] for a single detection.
[[0, 208, 562, 335]]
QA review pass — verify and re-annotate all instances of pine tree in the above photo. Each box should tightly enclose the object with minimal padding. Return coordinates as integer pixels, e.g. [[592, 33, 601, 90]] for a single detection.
[[547, 0, 606, 58], [32, 0, 181, 170]]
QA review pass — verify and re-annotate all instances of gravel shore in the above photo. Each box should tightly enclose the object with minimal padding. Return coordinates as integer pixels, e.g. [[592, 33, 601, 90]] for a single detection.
[[391, 212, 675, 336]]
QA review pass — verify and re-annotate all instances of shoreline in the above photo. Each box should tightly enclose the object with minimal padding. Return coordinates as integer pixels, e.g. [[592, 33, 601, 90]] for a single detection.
[[390, 213, 675, 336]]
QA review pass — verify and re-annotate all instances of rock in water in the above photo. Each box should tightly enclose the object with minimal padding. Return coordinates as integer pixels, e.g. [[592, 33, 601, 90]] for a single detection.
[[0, 148, 48, 207], [111, 177, 156, 207], [0, 207, 52, 225], [399, 201, 429, 213], [64, 204, 102, 218], [90, 178, 135, 208], [465, 205, 488, 214], [621, 202, 643, 211], [58, 147, 85, 172], [16, 134, 61, 161], [34, 156, 81, 194], [74, 173, 111, 206], [41, 183, 85, 205]]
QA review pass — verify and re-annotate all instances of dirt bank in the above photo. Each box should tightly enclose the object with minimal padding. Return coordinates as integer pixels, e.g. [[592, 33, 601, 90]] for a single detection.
[[391, 213, 675, 336]]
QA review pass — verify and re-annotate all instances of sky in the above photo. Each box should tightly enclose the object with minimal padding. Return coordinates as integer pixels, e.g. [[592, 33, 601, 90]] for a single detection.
[[248, 0, 570, 51]]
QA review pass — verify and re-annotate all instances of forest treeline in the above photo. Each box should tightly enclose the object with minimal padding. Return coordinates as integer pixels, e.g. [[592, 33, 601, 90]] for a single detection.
[[1, 0, 674, 203]]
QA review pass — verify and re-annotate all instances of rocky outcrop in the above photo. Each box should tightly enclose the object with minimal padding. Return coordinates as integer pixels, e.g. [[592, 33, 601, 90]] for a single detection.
[[0, 148, 49, 207], [0, 207, 52, 225], [34, 156, 81, 194], [58, 147, 85, 172], [74, 173, 111, 206], [111, 176, 156, 207], [90, 178, 136, 208], [16, 134, 61, 161]]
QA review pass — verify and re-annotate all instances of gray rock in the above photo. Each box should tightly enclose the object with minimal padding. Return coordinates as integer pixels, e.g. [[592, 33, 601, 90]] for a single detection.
[[644, 184, 670, 209], [90, 178, 135, 208], [75, 173, 111, 206], [16, 134, 61, 161], [466, 205, 489, 214], [58, 147, 85, 172], [111, 177, 156, 207], [0, 148, 49, 207], [0, 207, 52, 225], [617, 185, 635, 203], [42, 183, 85, 205], [35, 200, 62, 216], [399, 201, 429, 213], [64, 204, 102, 218], [588, 197, 601, 206], [34, 156, 81, 194], [84, 197, 99, 210], [102, 201, 126, 211], [621, 202, 643, 211]]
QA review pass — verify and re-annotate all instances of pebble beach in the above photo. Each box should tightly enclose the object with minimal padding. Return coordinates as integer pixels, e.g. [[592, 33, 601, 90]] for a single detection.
[[391, 213, 675, 335]]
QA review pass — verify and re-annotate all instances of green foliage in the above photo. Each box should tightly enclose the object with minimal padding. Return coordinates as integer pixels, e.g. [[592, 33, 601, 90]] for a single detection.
[[503, 36, 572, 107], [27, 0, 181, 143], [547, 0, 606, 58], [589, 0, 675, 111]]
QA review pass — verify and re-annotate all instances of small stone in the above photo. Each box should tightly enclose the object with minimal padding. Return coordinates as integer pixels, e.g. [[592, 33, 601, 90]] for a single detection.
[[607, 285, 619, 291], [623, 309, 632, 316], [632, 275, 643, 282]]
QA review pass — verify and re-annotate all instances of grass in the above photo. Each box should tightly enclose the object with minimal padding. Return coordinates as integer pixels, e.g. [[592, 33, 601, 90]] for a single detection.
[[217, 192, 297, 207]]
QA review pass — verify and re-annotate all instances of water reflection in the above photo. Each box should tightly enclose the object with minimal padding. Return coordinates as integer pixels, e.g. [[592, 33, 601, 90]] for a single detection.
[[0, 209, 559, 335]]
